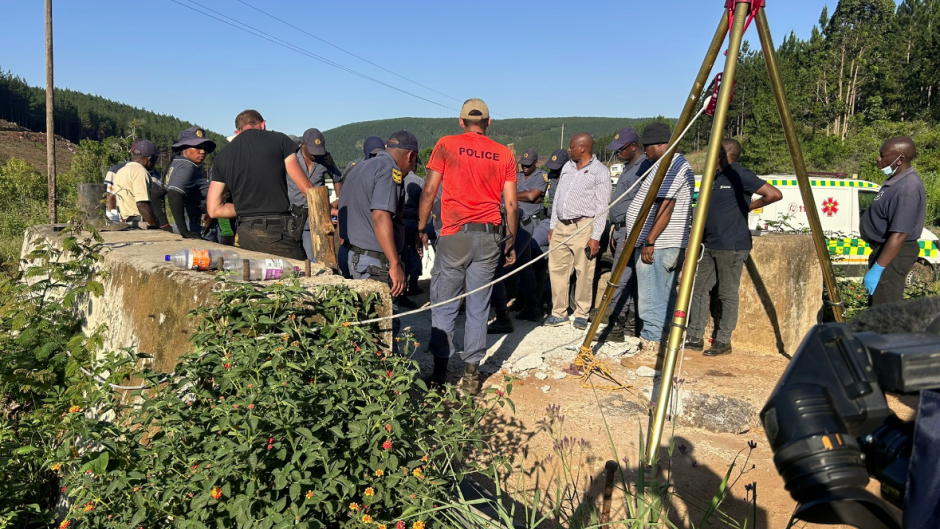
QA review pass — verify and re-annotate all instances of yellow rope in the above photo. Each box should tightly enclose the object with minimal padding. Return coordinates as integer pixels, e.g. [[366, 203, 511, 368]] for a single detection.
[[574, 345, 645, 400]]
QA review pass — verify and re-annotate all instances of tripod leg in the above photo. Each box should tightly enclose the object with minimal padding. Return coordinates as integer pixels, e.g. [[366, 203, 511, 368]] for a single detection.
[[577, 9, 730, 356], [756, 9, 846, 322], [644, 0, 753, 468]]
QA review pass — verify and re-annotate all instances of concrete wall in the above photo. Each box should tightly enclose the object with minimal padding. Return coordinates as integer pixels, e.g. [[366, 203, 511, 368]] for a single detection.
[[702, 233, 823, 357], [21, 226, 391, 373]]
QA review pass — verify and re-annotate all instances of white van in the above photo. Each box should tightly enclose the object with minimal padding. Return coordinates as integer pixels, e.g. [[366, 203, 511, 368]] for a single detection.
[[694, 175, 939, 279]]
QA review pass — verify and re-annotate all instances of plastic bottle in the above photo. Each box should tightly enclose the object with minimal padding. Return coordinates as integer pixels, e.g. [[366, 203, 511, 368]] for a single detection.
[[223, 258, 300, 281], [165, 249, 240, 271]]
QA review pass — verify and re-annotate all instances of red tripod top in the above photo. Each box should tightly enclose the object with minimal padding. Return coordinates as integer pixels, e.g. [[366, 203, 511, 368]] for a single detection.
[[725, 0, 765, 36]]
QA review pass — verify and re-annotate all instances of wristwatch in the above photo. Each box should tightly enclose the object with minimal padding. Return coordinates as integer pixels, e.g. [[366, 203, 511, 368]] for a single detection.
[[642, 239, 655, 248]]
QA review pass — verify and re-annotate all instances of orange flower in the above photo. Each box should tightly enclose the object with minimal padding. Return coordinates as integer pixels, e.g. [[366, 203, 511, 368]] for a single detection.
[[59, 521, 71, 529], [382, 440, 392, 450], [362, 514, 373, 524], [385, 424, 392, 432], [50, 463, 61, 471], [378, 525, 388, 529], [306, 491, 314, 499], [375, 469, 384, 477], [68, 406, 80, 414], [364, 487, 375, 497], [421, 454, 429, 462], [83, 502, 95, 512], [349, 502, 360, 511], [211, 487, 222, 500], [412, 467, 422, 477], [412, 522, 425, 529]]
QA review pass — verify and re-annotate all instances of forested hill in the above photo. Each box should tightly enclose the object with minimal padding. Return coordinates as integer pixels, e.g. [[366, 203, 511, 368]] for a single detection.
[[323, 117, 669, 166], [0, 69, 227, 151]]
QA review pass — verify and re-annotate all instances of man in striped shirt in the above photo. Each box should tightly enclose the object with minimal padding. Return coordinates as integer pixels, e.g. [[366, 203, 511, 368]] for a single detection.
[[545, 133, 612, 329], [624, 123, 695, 350]]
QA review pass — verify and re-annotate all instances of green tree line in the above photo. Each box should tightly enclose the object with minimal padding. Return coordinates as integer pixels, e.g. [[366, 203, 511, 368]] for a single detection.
[[684, 0, 940, 185], [0, 68, 226, 152]]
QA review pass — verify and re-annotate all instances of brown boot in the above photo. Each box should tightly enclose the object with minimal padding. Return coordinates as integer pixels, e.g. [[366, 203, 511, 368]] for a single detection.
[[461, 363, 480, 396]]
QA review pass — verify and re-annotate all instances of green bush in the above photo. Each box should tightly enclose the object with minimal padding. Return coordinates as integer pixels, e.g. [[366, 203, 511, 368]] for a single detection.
[[54, 278, 506, 529]]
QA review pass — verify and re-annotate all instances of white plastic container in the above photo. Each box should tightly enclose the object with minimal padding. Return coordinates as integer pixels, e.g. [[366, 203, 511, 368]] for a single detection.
[[223, 258, 299, 281]]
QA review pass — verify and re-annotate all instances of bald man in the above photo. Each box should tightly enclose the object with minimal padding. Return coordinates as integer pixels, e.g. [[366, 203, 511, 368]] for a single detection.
[[860, 136, 926, 306], [545, 133, 612, 329]]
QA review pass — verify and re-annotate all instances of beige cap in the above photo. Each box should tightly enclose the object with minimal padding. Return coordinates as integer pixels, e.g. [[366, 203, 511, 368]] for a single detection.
[[460, 98, 489, 120]]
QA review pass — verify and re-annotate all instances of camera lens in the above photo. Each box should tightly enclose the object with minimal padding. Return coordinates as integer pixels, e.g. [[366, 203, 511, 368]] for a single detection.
[[773, 432, 869, 502]]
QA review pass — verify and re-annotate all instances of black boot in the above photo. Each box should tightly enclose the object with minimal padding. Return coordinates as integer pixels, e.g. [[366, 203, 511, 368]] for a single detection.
[[422, 356, 449, 387], [407, 278, 423, 296], [487, 310, 515, 334], [623, 311, 637, 338], [461, 363, 480, 396], [515, 301, 543, 322], [601, 313, 626, 343]]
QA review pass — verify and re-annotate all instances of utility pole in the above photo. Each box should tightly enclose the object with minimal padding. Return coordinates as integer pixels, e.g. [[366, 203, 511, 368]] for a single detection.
[[45, 0, 56, 223]]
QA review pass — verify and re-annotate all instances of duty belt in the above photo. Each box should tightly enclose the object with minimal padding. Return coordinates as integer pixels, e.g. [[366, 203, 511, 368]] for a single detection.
[[611, 220, 628, 229], [460, 223, 499, 234], [346, 243, 389, 263], [240, 215, 287, 226]]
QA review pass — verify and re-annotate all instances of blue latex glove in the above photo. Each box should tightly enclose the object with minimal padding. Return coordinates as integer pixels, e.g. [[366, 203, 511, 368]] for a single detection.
[[864, 263, 885, 295]]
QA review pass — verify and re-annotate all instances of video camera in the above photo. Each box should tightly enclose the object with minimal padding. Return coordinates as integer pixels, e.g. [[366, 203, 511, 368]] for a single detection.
[[761, 304, 940, 529]]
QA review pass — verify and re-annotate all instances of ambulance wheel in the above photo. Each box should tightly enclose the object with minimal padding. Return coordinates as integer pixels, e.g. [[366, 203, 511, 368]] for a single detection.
[[906, 259, 936, 287]]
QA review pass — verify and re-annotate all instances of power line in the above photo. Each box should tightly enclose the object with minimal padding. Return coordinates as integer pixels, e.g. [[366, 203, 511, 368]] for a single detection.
[[168, 0, 457, 112], [234, 0, 464, 105]]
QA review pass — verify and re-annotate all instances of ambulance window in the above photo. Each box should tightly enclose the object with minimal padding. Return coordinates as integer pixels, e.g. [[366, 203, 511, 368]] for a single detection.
[[858, 190, 877, 216]]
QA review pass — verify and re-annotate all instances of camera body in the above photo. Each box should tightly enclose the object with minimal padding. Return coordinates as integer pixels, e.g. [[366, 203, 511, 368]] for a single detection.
[[761, 323, 940, 529]]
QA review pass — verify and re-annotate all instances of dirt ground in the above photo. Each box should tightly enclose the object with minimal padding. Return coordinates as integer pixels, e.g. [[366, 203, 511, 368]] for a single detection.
[[398, 279, 913, 529]]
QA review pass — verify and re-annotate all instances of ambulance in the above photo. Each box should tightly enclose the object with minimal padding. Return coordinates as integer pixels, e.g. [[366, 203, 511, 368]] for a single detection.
[[694, 175, 940, 280]]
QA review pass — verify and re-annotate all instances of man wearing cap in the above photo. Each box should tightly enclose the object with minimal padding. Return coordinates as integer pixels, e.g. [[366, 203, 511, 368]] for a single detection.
[[287, 128, 343, 261], [528, 148, 570, 316], [338, 136, 386, 275], [517, 149, 549, 233], [401, 170, 427, 305], [111, 140, 166, 229], [417, 98, 518, 395], [545, 133, 611, 330], [338, 130, 420, 348], [622, 122, 695, 353], [207, 109, 313, 259], [166, 126, 216, 240], [600, 126, 652, 342]]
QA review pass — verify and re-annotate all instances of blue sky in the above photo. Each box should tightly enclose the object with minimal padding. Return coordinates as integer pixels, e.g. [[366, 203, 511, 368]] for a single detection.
[[0, 1, 880, 136]]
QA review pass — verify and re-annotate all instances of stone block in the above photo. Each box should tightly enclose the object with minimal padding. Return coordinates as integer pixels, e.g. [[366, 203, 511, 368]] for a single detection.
[[702, 234, 823, 357], [21, 226, 392, 374]]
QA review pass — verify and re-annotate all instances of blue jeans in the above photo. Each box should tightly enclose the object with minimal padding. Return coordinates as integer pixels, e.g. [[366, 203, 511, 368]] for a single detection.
[[403, 219, 422, 281], [429, 231, 501, 365], [635, 247, 685, 341], [607, 226, 638, 320]]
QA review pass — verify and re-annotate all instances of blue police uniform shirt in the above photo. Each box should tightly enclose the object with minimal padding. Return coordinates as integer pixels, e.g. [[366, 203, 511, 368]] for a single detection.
[[609, 154, 650, 224], [337, 150, 405, 254], [166, 156, 209, 203], [287, 152, 342, 206], [860, 166, 926, 244], [703, 162, 767, 251], [543, 169, 561, 215], [517, 169, 549, 220], [403, 172, 425, 219]]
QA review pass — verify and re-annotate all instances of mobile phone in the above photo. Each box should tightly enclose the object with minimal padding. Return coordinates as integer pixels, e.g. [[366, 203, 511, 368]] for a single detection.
[[584, 246, 594, 260]]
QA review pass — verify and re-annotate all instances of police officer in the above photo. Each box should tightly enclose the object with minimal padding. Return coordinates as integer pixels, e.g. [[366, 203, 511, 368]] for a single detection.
[[166, 126, 217, 240], [487, 208, 538, 334], [600, 126, 651, 342], [343, 136, 386, 187], [861, 136, 927, 306], [337, 136, 386, 275], [531, 149, 569, 315], [287, 128, 343, 261], [338, 130, 420, 346], [417, 98, 518, 395], [400, 170, 426, 308], [207, 109, 312, 259]]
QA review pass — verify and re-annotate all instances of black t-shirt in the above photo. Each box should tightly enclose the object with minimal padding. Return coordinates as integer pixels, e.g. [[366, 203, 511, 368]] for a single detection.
[[703, 162, 766, 251], [210, 129, 298, 217]]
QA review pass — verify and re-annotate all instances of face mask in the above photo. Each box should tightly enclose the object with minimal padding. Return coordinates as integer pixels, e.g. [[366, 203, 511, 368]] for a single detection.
[[881, 155, 901, 177]]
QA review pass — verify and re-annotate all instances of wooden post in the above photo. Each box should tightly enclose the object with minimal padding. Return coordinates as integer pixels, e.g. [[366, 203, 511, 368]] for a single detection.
[[242, 259, 250, 281], [305, 187, 338, 272], [45, 0, 56, 224], [600, 460, 617, 526]]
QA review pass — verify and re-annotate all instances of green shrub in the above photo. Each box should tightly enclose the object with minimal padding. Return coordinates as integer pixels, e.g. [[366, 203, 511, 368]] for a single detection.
[[56, 278, 506, 529]]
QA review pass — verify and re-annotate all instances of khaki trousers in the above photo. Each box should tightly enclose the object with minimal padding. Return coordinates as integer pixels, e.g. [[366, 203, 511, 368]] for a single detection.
[[548, 218, 596, 319]]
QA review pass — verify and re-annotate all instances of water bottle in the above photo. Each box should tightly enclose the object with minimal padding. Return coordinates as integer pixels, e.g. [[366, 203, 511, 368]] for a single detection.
[[223, 258, 299, 281], [164, 249, 240, 271]]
